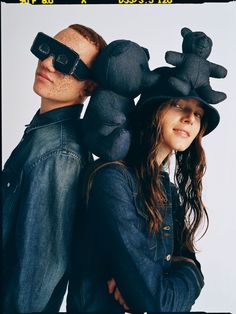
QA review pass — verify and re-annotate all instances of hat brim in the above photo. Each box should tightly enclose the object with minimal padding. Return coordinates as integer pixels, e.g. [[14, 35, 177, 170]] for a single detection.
[[136, 66, 220, 135], [136, 92, 220, 136]]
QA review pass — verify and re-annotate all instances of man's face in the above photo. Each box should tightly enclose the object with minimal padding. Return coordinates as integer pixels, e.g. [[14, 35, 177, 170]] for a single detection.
[[33, 27, 98, 107]]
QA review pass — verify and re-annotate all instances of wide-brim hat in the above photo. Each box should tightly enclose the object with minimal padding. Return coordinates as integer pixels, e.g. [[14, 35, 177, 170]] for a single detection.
[[136, 67, 220, 136]]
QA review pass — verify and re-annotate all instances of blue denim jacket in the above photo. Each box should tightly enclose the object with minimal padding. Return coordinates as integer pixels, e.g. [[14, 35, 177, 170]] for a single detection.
[[67, 163, 204, 313], [2, 105, 92, 314]]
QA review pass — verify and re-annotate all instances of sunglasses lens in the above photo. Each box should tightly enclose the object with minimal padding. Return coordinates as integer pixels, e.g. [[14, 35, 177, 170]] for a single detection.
[[39, 43, 50, 55], [31, 34, 50, 61], [56, 54, 68, 65], [54, 54, 71, 74]]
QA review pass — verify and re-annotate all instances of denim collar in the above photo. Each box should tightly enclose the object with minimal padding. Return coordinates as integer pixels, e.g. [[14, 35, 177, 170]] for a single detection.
[[25, 104, 83, 133], [160, 170, 170, 181]]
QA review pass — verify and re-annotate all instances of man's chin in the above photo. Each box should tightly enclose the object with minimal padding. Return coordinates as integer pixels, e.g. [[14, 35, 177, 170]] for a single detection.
[[33, 83, 47, 98]]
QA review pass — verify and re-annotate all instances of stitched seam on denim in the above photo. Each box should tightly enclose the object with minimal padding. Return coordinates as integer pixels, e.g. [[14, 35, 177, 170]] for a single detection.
[[24, 149, 81, 174], [121, 167, 149, 221], [118, 165, 133, 190], [102, 164, 138, 222], [60, 123, 63, 148], [26, 118, 78, 133], [60, 123, 73, 147]]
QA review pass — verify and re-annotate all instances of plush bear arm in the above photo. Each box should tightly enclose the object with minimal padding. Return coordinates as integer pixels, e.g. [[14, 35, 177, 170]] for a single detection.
[[165, 51, 184, 66], [209, 61, 228, 78]]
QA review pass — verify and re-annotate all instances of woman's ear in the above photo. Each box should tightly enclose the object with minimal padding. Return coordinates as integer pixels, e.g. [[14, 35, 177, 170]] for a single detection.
[[84, 80, 98, 96]]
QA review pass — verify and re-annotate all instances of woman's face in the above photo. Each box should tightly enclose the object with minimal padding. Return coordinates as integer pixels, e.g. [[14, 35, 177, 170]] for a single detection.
[[159, 98, 204, 157]]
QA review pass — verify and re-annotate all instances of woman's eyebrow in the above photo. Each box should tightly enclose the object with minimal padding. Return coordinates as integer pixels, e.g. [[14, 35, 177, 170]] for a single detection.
[[196, 104, 205, 113]]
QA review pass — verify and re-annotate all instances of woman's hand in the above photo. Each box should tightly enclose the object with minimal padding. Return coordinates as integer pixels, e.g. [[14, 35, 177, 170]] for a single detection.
[[107, 278, 130, 311]]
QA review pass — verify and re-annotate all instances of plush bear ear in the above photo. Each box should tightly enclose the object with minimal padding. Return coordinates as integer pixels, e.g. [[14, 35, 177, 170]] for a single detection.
[[141, 47, 150, 60], [181, 27, 192, 38]]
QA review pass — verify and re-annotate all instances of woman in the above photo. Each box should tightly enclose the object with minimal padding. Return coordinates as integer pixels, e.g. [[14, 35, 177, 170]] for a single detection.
[[67, 69, 220, 313]]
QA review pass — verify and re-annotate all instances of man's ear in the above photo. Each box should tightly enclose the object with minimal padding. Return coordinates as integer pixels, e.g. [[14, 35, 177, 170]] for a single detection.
[[84, 80, 98, 96]]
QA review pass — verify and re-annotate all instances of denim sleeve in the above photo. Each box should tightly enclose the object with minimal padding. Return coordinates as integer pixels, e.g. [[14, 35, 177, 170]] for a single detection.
[[89, 165, 204, 312], [4, 151, 82, 314]]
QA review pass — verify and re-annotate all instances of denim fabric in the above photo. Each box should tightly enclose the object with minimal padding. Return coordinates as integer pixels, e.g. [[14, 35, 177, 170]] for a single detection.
[[2, 105, 92, 314], [67, 163, 204, 313]]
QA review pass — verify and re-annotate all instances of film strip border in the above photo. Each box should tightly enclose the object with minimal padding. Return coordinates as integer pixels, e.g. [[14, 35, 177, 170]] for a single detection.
[[0, 0, 234, 4]]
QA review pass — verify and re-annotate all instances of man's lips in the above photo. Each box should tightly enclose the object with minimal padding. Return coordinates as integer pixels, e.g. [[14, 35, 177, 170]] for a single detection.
[[173, 128, 190, 137], [36, 72, 53, 83]]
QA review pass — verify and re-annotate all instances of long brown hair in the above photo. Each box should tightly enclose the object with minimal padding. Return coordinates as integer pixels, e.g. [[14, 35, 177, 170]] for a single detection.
[[126, 98, 208, 251], [175, 125, 208, 251]]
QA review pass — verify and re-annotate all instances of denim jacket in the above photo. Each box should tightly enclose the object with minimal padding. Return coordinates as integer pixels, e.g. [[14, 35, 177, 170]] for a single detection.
[[2, 105, 92, 314], [67, 163, 204, 313]]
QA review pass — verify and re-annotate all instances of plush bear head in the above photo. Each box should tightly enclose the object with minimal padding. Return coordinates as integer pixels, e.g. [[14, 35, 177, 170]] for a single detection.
[[181, 27, 213, 59], [91, 39, 160, 98]]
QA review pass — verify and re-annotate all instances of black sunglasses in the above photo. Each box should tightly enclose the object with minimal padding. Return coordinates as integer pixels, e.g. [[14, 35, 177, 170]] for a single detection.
[[31, 32, 91, 80]]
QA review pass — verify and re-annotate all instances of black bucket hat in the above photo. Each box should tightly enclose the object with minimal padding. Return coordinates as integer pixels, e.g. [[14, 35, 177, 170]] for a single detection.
[[136, 67, 220, 136]]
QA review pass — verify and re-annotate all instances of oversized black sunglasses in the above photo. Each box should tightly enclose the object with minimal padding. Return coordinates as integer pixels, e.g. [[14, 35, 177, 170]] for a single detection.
[[31, 32, 91, 80]]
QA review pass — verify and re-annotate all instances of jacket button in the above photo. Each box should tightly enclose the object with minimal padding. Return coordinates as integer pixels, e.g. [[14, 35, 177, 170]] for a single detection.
[[163, 225, 171, 231], [165, 254, 171, 261], [7, 182, 11, 188]]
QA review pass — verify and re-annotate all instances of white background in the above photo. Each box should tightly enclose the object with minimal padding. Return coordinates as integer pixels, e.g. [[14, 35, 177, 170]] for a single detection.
[[2, 2, 236, 313]]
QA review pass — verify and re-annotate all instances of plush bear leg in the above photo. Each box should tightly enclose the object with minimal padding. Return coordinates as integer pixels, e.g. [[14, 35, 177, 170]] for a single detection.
[[198, 85, 227, 104], [168, 77, 191, 95]]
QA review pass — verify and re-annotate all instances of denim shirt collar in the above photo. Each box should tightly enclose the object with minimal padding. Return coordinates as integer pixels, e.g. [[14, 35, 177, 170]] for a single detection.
[[25, 104, 83, 133]]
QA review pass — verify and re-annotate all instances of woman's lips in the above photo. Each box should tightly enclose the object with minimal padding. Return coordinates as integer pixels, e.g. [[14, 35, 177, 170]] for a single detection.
[[173, 128, 190, 137]]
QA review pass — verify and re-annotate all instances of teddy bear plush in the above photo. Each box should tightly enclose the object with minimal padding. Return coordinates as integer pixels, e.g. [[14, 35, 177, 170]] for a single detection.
[[91, 39, 161, 98], [81, 88, 135, 161], [81, 39, 160, 161], [165, 27, 227, 104]]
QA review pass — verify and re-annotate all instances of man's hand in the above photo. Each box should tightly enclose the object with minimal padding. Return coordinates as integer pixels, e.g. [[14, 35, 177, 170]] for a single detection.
[[107, 278, 129, 311]]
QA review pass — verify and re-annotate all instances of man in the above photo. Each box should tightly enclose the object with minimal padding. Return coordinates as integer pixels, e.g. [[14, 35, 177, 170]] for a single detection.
[[2, 24, 106, 313]]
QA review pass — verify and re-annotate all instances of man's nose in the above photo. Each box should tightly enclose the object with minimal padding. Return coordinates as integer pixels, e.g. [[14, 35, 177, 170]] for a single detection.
[[40, 56, 55, 72]]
